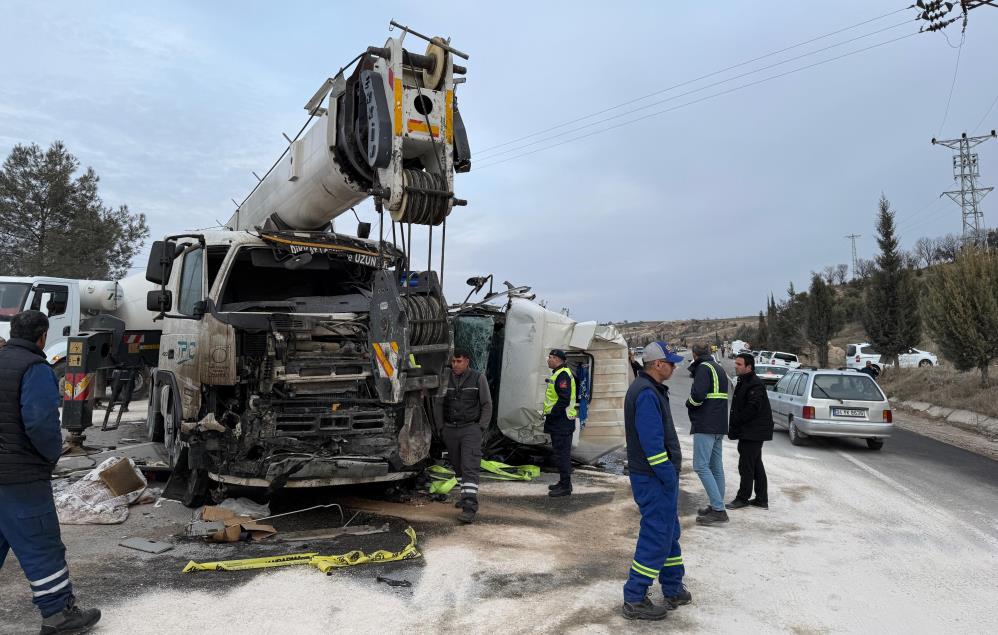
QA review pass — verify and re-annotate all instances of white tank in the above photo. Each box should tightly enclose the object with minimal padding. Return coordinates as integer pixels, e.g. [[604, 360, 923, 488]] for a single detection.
[[110, 274, 159, 331], [79, 280, 122, 312]]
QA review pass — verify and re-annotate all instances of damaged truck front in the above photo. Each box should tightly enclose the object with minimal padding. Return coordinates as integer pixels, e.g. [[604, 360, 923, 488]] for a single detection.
[[145, 231, 450, 505]]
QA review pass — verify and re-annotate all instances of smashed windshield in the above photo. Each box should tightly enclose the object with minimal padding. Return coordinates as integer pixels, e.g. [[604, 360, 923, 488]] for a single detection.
[[219, 247, 376, 313], [0, 282, 30, 321]]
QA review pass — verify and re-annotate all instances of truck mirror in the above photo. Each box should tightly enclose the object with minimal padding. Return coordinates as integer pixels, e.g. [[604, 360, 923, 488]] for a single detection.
[[357, 222, 371, 239], [192, 300, 206, 318], [145, 240, 178, 284], [146, 289, 172, 313]]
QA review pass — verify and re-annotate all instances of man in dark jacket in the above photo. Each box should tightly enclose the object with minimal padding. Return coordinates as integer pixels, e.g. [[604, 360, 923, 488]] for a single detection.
[[726, 353, 774, 510], [0, 311, 101, 634], [442, 349, 493, 524], [686, 342, 730, 526], [620, 341, 691, 621]]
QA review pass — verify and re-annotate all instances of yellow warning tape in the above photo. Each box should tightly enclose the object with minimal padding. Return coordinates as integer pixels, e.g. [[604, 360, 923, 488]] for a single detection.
[[181, 527, 421, 574], [428, 460, 541, 494]]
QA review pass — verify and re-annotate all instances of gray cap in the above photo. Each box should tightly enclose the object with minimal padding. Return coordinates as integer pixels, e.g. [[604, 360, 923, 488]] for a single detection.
[[642, 341, 684, 364]]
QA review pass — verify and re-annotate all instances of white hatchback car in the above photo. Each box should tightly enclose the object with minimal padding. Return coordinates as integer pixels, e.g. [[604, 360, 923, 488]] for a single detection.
[[845, 343, 937, 370], [768, 368, 893, 450]]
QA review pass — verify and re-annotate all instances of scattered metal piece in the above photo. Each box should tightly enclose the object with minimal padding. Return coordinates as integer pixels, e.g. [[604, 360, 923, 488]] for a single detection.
[[277, 523, 390, 543], [342, 511, 361, 528], [119, 537, 174, 554], [255, 503, 344, 525], [376, 575, 412, 588]]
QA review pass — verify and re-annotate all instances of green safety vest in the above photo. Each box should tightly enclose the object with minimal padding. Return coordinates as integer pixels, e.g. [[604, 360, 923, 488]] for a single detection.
[[543, 366, 577, 418]]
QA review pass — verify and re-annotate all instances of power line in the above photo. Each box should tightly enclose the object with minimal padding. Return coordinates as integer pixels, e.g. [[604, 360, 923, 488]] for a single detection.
[[476, 19, 914, 162], [475, 31, 920, 171], [973, 91, 998, 133], [935, 30, 966, 137], [473, 6, 913, 157]]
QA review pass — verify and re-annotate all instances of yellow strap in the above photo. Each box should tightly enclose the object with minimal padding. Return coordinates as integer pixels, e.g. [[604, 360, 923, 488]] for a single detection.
[[427, 461, 541, 494], [182, 527, 421, 574]]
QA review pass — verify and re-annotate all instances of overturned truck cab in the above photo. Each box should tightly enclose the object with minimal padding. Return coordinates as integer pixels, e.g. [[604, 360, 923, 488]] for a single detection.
[[144, 230, 451, 505]]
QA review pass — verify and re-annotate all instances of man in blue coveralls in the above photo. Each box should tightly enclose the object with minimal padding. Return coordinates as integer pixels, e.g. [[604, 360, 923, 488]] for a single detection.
[[621, 341, 692, 620], [0, 310, 101, 634]]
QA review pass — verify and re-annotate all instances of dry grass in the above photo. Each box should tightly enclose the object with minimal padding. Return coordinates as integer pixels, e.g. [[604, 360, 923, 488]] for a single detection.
[[878, 366, 998, 419]]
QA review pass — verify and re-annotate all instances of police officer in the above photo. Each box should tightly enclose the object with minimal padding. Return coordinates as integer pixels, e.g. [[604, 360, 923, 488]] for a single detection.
[[0, 310, 101, 634], [621, 341, 692, 621], [442, 349, 493, 524], [543, 349, 577, 497]]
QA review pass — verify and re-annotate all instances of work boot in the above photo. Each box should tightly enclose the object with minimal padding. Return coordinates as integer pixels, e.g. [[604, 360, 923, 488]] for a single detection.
[[457, 508, 476, 524], [548, 483, 572, 497], [548, 481, 566, 490], [40, 601, 101, 634], [696, 508, 729, 525], [622, 597, 669, 621], [665, 585, 693, 609], [725, 498, 750, 510], [696, 505, 711, 516], [748, 498, 769, 509]]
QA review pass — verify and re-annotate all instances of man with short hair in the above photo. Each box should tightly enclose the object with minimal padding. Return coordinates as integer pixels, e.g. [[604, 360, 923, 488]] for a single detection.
[[0, 310, 101, 634], [687, 342, 730, 526], [621, 341, 691, 621], [442, 349, 493, 524], [726, 353, 774, 511], [543, 349, 577, 497], [857, 360, 880, 380]]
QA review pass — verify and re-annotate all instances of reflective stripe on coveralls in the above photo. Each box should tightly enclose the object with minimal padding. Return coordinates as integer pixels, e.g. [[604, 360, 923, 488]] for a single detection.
[[543, 367, 577, 418]]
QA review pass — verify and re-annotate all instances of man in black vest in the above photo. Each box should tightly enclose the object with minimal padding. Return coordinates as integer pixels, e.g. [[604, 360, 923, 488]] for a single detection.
[[0, 310, 101, 633], [727, 353, 775, 510], [621, 341, 691, 621], [442, 349, 493, 524]]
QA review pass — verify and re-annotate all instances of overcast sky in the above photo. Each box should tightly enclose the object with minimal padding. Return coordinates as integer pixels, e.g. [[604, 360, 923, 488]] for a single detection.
[[2, 1, 997, 322]]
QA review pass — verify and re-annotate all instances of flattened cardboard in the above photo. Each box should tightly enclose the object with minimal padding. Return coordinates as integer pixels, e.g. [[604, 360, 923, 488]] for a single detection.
[[198, 505, 276, 542]]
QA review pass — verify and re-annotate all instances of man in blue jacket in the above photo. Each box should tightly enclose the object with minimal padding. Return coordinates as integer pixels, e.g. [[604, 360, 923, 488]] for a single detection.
[[686, 342, 730, 526], [0, 310, 101, 634], [621, 341, 691, 621]]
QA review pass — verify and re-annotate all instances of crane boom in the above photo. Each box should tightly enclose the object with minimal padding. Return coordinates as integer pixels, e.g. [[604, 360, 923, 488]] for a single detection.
[[228, 33, 470, 232]]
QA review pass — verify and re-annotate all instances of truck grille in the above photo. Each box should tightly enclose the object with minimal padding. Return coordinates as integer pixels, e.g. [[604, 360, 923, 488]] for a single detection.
[[273, 404, 388, 437]]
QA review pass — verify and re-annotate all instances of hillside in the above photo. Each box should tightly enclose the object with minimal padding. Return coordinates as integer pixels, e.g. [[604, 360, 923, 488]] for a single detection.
[[615, 316, 756, 348]]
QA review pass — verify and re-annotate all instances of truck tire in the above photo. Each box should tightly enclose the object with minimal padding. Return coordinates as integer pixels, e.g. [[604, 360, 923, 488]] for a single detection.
[[161, 384, 183, 470], [146, 389, 164, 442]]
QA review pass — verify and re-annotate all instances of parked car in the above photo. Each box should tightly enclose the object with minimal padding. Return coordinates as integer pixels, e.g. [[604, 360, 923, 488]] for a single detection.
[[756, 351, 801, 368], [755, 364, 789, 388], [753, 350, 771, 362], [845, 343, 937, 370], [768, 368, 893, 450]]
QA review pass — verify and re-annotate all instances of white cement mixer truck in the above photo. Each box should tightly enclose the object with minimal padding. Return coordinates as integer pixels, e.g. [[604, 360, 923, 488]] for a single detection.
[[120, 24, 472, 504]]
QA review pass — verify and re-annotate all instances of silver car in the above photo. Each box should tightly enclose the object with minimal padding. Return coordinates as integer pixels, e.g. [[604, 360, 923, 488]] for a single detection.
[[768, 369, 893, 450]]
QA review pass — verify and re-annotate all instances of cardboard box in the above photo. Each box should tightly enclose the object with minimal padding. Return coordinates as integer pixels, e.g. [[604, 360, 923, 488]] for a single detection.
[[199, 506, 276, 542]]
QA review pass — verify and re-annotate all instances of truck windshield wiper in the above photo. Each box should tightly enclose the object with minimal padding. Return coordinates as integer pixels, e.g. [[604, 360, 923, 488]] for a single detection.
[[813, 383, 843, 404]]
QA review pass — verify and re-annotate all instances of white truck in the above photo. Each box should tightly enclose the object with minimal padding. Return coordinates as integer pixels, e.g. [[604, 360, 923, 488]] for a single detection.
[[120, 25, 473, 504], [0, 274, 159, 392]]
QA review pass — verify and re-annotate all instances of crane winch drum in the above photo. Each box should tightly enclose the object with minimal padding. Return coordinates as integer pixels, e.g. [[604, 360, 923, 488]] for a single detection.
[[228, 34, 470, 233]]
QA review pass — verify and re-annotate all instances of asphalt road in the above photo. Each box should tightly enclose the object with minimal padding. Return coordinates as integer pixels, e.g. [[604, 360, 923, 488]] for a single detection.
[[704, 357, 998, 542]]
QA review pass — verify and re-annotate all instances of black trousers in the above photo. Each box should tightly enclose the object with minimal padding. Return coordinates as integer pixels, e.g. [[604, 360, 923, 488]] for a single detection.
[[545, 415, 575, 486], [736, 439, 767, 504], [442, 423, 482, 512]]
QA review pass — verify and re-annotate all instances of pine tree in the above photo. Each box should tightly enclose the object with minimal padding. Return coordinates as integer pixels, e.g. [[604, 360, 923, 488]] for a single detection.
[[862, 195, 921, 366], [756, 310, 768, 350], [806, 274, 843, 367], [0, 141, 148, 279], [922, 247, 998, 387]]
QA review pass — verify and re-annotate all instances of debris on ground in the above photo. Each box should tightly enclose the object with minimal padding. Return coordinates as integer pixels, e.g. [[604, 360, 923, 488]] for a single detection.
[[216, 497, 270, 519], [376, 575, 412, 588], [187, 505, 277, 543], [118, 537, 173, 554], [182, 526, 421, 574], [277, 522, 390, 543], [54, 456, 148, 524]]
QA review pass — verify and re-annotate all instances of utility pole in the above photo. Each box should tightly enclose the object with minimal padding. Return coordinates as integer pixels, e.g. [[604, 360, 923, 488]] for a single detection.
[[845, 234, 861, 279], [931, 130, 997, 246]]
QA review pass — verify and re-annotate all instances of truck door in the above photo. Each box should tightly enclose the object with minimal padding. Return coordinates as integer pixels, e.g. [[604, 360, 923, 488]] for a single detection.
[[160, 244, 206, 419], [28, 283, 76, 364]]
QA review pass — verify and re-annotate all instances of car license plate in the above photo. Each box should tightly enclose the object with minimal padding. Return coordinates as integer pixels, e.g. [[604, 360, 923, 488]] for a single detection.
[[833, 408, 866, 418]]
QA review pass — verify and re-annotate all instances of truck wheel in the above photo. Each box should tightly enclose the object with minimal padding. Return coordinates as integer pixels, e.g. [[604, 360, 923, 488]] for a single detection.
[[788, 417, 806, 446], [146, 388, 164, 442], [161, 385, 183, 469], [131, 367, 150, 400], [866, 438, 884, 451]]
